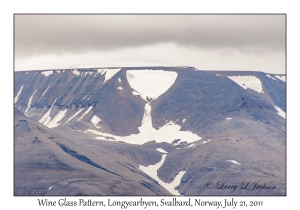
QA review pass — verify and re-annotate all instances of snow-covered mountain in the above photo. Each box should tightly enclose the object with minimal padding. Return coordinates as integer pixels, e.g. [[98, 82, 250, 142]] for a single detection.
[[14, 66, 286, 195]]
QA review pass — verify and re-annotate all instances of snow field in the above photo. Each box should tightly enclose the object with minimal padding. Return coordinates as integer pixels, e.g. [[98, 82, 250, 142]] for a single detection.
[[38, 99, 57, 125], [126, 70, 177, 101], [90, 115, 101, 128], [228, 75, 264, 93], [139, 154, 186, 195], [47, 109, 68, 128]]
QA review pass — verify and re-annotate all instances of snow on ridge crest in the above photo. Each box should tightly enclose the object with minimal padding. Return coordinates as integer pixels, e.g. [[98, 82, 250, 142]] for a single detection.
[[126, 70, 177, 102], [228, 75, 264, 93], [41, 70, 53, 77]]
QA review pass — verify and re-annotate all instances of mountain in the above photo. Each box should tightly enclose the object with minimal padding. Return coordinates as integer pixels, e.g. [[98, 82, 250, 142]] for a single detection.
[[14, 66, 286, 195]]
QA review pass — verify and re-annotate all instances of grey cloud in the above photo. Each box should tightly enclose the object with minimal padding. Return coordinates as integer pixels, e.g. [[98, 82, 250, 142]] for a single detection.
[[15, 15, 285, 58]]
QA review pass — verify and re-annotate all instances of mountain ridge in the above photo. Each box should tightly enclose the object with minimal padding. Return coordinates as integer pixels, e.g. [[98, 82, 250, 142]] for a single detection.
[[14, 66, 286, 195]]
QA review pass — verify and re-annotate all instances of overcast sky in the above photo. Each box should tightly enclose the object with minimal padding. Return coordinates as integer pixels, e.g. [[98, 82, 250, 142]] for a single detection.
[[15, 15, 285, 73]]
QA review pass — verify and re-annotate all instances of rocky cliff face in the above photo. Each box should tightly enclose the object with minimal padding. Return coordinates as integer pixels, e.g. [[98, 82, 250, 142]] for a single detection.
[[14, 67, 286, 195]]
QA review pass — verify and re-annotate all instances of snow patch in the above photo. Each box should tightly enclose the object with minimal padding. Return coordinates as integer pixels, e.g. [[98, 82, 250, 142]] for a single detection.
[[24, 90, 37, 114], [83, 71, 94, 76], [226, 160, 241, 165], [182, 119, 186, 123], [156, 148, 168, 153], [72, 69, 80, 76], [97, 68, 121, 83], [132, 91, 140, 96], [48, 186, 53, 190], [228, 76, 264, 93], [119, 78, 121, 83], [77, 106, 93, 121], [139, 154, 185, 195], [38, 99, 57, 125], [37, 86, 50, 103], [274, 106, 286, 119], [216, 74, 222, 77], [275, 75, 286, 82], [226, 117, 232, 120], [185, 143, 195, 148], [91, 115, 101, 128], [41, 70, 53, 77], [47, 109, 68, 128], [126, 70, 177, 101], [117, 87, 122, 90], [14, 85, 24, 103], [64, 108, 84, 124]]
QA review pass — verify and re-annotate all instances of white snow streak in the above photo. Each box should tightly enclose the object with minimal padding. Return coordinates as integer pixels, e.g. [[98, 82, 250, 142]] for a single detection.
[[14, 85, 24, 103], [139, 154, 186, 195], [64, 108, 84, 124], [228, 76, 264, 93], [274, 106, 286, 119], [226, 117, 232, 120], [24, 90, 37, 114], [182, 119, 186, 123], [156, 148, 168, 153], [90, 115, 101, 128], [266, 74, 278, 81], [275, 75, 286, 82], [132, 91, 140, 96], [38, 99, 57, 125], [77, 106, 93, 121], [47, 109, 68, 128], [37, 86, 50, 103], [216, 74, 222, 77], [126, 70, 177, 101], [117, 87, 122, 90], [48, 186, 53, 190], [226, 160, 241, 165], [119, 78, 121, 83], [185, 143, 195, 148], [41, 71, 53, 77]]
